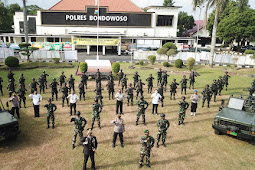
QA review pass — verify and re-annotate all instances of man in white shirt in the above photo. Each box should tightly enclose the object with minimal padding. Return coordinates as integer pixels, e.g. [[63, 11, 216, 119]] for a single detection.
[[67, 91, 79, 116], [29, 91, 42, 117], [151, 89, 161, 115], [115, 89, 125, 115]]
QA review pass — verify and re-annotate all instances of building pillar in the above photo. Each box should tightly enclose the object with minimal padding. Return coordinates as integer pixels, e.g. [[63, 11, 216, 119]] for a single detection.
[[72, 44, 75, 51], [102, 45, 106, 56], [3, 36, 6, 43], [118, 45, 121, 56], [87, 45, 90, 55], [29, 37, 31, 43], [14, 38, 17, 44], [59, 37, 62, 43], [44, 37, 47, 42], [8, 36, 11, 43]]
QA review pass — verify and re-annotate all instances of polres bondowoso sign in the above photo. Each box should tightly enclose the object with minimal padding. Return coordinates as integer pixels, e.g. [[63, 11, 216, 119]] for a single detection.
[[41, 7, 152, 27]]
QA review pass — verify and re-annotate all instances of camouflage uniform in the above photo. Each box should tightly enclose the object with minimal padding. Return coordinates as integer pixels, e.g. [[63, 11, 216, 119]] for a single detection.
[[81, 72, 88, 89], [37, 77, 45, 94], [249, 80, 255, 96], [161, 72, 169, 92], [133, 72, 140, 88], [7, 70, 15, 82], [178, 97, 189, 125], [117, 70, 124, 86], [107, 72, 114, 83], [17, 85, 27, 108], [211, 80, 218, 102], [180, 76, 188, 95], [146, 75, 154, 94], [59, 72, 66, 87], [0, 77, 3, 96], [125, 84, 135, 106], [158, 84, 164, 107], [136, 80, 145, 100], [30, 79, 39, 94], [189, 72, 197, 89], [59, 84, 70, 107], [156, 115, 170, 147], [68, 75, 75, 93], [217, 76, 224, 96], [18, 74, 25, 89], [170, 79, 179, 100], [94, 85, 104, 106], [41, 72, 49, 89], [202, 85, 212, 108], [44, 101, 57, 128], [121, 75, 128, 92], [78, 81, 85, 101], [49, 79, 59, 101], [223, 72, 231, 91], [91, 101, 102, 129], [71, 112, 87, 147], [139, 131, 154, 168], [106, 80, 114, 100], [136, 98, 149, 125], [95, 70, 102, 86], [157, 69, 163, 86], [7, 80, 15, 97]]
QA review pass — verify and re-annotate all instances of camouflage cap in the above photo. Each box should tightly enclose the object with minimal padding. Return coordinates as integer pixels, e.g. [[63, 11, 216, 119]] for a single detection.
[[160, 113, 165, 117], [47, 98, 52, 102], [182, 96, 186, 100], [144, 130, 149, 134], [62, 71, 64, 74], [140, 96, 144, 100], [76, 111, 81, 116]]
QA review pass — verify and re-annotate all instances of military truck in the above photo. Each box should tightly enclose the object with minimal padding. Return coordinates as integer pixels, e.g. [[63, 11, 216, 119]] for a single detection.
[[212, 94, 255, 144], [0, 98, 20, 141]]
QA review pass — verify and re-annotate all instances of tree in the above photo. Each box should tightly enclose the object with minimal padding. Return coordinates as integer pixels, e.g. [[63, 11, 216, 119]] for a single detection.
[[157, 42, 177, 62], [27, 5, 41, 15], [163, 0, 175, 6], [19, 43, 39, 61], [177, 11, 195, 37]]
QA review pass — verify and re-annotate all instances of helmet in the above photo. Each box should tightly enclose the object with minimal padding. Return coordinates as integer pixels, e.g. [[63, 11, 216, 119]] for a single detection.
[[206, 84, 209, 87], [139, 79, 142, 81], [9, 69, 12, 72], [144, 130, 149, 134], [219, 76, 222, 78], [182, 96, 186, 100], [173, 79, 176, 81], [43, 71, 45, 73], [70, 74, 73, 77], [53, 78, 56, 80], [62, 71, 64, 74], [47, 98, 52, 102], [32, 78, 35, 80], [76, 111, 81, 116], [213, 79, 216, 82], [21, 73, 23, 76], [225, 71, 228, 73], [94, 98, 98, 102], [120, 69, 122, 71], [129, 83, 132, 86], [135, 71, 138, 74], [150, 74, 152, 76], [160, 113, 165, 117], [140, 96, 144, 100], [183, 75, 186, 77], [124, 74, 126, 77]]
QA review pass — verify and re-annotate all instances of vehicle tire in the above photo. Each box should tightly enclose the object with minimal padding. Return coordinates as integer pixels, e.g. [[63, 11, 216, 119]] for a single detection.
[[214, 129, 221, 135]]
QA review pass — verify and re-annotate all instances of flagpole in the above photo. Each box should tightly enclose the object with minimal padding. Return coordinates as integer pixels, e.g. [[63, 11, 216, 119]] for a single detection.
[[96, 0, 99, 60]]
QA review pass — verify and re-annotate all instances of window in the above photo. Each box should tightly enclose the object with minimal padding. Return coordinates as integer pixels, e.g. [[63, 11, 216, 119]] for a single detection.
[[31, 37, 36, 42], [21, 37, 25, 42], [157, 15, 173, 26], [47, 37, 54, 42], [55, 38, 60, 42]]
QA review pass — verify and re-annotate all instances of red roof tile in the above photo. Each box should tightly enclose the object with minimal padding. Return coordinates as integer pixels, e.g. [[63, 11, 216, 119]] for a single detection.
[[49, 0, 144, 12]]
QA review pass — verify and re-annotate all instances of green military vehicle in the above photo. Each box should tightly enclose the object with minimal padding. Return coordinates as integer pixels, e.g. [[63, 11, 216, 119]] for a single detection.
[[0, 99, 20, 141], [212, 94, 255, 144]]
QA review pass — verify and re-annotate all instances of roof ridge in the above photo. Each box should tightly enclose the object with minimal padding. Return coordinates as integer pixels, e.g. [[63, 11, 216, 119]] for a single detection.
[[49, 0, 64, 10]]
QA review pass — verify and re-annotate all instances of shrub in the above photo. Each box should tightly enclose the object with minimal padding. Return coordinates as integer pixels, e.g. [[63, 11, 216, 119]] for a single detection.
[[245, 50, 255, 54], [157, 47, 168, 55], [5, 56, 19, 67], [175, 59, 183, 68], [187, 57, 195, 71], [163, 62, 169, 67], [162, 42, 177, 50], [148, 55, 156, 65], [112, 62, 120, 74], [139, 60, 144, 66], [52, 58, 60, 64], [79, 62, 88, 73]]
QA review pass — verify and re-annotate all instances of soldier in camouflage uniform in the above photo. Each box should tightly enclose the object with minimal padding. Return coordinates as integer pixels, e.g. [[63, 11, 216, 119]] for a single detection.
[[44, 98, 57, 129], [217, 76, 224, 96], [170, 79, 179, 100], [156, 113, 170, 148], [223, 71, 231, 91], [125, 83, 135, 106], [95, 69, 102, 86], [189, 71, 197, 89], [180, 75, 188, 95], [68, 74, 75, 93], [136, 79, 145, 100], [133, 71, 140, 88], [41, 71, 49, 89], [146, 74, 154, 94], [0, 76, 3, 96], [107, 71, 114, 83], [37, 76, 45, 94], [117, 69, 124, 86], [136, 96, 149, 126], [17, 84, 27, 108], [18, 73, 25, 89], [158, 84, 164, 107], [59, 71, 66, 87], [7, 69, 15, 82], [211, 79, 218, 102], [78, 80, 86, 101], [7, 79, 15, 97], [106, 80, 115, 100], [81, 71, 88, 89], [161, 71, 169, 92], [249, 79, 255, 95], [94, 83, 104, 106], [59, 83, 70, 107], [202, 84, 212, 108], [121, 74, 128, 93], [178, 96, 189, 125], [49, 78, 59, 101], [30, 78, 39, 94], [91, 98, 102, 129], [71, 111, 87, 149], [139, 130, 154, 169], [157, 68, 163, 86]]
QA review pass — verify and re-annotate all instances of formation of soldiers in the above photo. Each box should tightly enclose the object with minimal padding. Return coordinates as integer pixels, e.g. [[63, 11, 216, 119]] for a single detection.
[[1, 68, 234, 169]]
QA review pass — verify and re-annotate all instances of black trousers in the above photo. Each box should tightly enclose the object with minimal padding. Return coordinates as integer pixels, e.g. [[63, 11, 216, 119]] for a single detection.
[[11, 107, 20, 118], [83, 151, 95, 170], [116, 101, 123, 114], [152, 104, 158, 114], [70, 103, 76, 115], [33, 105, 40, 117], [191, 102, 197, 112], [113, 132, 124, 145]]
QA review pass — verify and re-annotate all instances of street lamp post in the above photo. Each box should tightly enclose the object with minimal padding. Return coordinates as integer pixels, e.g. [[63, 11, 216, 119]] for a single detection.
[[195, 5, 204, 60], [96, 0, 100, 60]]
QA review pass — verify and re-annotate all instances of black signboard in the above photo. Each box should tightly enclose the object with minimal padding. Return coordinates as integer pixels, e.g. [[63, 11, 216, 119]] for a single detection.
[[41, 7, 152, 27]]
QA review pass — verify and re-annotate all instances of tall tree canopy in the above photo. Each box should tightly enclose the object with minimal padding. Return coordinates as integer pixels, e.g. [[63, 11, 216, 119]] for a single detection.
[[177, 11, 195, 37], [27, 5, 41, 15], [163, 0, 175, 6]]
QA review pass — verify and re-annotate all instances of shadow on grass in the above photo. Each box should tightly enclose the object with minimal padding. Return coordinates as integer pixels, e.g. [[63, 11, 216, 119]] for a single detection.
[[100, 135, 138, 145], [185, 118, 213, 125], [167, 136, 207, 145]]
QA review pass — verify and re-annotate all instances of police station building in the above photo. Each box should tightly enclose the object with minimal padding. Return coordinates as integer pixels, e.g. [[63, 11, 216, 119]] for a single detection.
[[0, 0, 194, 56]]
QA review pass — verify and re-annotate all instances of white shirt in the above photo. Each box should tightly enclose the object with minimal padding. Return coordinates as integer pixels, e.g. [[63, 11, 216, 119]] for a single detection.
[[151, 92, 161, 104], [67, 94, 79, 103], [29, 94, 42, 105], [190, 94, 201, 103], [115, 93, 125, 101]]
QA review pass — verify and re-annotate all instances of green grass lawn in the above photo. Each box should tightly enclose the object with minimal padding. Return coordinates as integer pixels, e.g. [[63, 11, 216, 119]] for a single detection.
[[0, 62, 255, 170]]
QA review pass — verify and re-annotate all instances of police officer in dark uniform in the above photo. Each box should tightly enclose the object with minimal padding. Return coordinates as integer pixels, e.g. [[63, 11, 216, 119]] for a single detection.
[[17, 84, 27, 108], [125, 83, 135, 106], [136, 79, 145, 100], [68, 74, 75, 93], [0, 76, 3, 96], [49, 78, 59, 101], [202, 84, 212, 108], [59, 82, 70, 107], [211, 79, 218, 102], [146, 74, 154, 94], [81, 71, 88, 89], [158, 84, 164, 107], [7, 79, 15, 97], [38, 75, 45, 94], [95, 69, 101, 86], [217, 76, 224, 96], [41, 71, 49, 89], [117, 69, 124, 86], [80, 129, 98, 170], [157, 68, 163, 86], [18, 73, 25, 89], [7, 69, 15, 82], [161, 71, 169, 92], [79, 80, 86, 101], [59, 71, 66, 87], [121, 74, 128, 93], [170, 79, 179, 100], [189, 71, 197, 89], [29, 78, 39, 94], [133, 71, 140, 88], [180, 75, 188, 95]]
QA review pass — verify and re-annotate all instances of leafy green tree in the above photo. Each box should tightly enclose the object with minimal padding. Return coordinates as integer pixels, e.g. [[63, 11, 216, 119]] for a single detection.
[[19, 43, 39, 62], [157, 42, 177, 62], [177, 11, 195, 37], [163, 0, 175, 6], [27, 5, 41, 15], [0, 2, 12, 32]]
